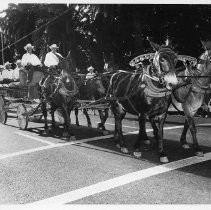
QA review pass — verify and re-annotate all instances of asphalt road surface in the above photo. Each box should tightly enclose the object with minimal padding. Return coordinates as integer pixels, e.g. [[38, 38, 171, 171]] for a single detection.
[[0, 109, 210, 205]]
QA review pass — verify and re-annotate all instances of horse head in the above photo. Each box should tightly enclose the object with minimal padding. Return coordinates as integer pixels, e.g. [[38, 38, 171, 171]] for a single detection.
[[198, 40, 211, 76], [148, 37, 178, 88], [87, 76, 106, 95], [53, 51, 78, 96]]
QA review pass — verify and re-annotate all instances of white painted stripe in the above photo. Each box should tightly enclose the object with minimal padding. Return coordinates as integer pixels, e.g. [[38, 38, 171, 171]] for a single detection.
[[31, 152, 211, 205], [7, 125, 191, 162], [197, 123, 211, 127], [105, 123, 184, 133], [16, 132, 56, 145], [0, 132, 134, 161], [0, 144, 60, 160], [105, 122, 138, 129]]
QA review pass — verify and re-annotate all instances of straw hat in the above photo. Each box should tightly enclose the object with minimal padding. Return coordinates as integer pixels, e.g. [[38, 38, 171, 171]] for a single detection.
[[87, 66, 94, 72], [49, 44, 59, 50], [24, 43, 34, 51], [15, 59, 22, 64]]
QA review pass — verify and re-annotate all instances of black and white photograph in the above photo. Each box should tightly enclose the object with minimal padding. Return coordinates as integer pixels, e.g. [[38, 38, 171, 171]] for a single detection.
[[0, 0, 210, 207]]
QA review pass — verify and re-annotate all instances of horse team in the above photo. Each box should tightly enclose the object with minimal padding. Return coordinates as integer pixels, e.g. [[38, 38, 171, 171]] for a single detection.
[[7, 38, 211, 163]]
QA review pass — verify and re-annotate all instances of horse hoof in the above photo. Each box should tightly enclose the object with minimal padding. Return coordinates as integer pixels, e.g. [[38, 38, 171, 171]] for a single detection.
[[144, 140, 150, 145], [69, 136, 76, 141], [133, 151, 142, 158], [116, 143, 120, 149], [102, 130, 109, 135], [195, 151, 204, 157], [43, 129, 49, 135], [121, 147, 129, 154], [63, 131, 69, 138], [97, 123, 101, 129], [160, 156, 169, 163], [88, 124, 92, 128], [182, 144, 190, 149]]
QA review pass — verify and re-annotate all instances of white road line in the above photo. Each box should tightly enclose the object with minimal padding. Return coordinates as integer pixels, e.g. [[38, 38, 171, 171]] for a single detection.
[[105, 122, 138, 129], [0, 133, 128, 161], [105, 123, 184, 133], [0, 144, 60, 160], [4, 124, 197, 161], [16, 132, 56, 145], [31, 152, 211, 205]]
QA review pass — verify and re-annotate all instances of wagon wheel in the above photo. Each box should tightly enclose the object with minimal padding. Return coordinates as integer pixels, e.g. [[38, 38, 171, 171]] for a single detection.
[[17, 104, 28, 130], [0, 95, 7, 124]]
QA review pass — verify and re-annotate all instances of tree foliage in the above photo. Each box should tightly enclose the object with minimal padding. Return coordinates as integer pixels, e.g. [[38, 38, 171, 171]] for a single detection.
[[1, 4, 211, 72]]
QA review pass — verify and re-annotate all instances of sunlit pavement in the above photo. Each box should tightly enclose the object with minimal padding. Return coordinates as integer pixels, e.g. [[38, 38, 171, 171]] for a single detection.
[[0, 109, 210, 204]]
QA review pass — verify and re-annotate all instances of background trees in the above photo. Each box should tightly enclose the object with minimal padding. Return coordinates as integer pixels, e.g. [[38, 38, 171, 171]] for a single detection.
[[0, 4, 211, 72]]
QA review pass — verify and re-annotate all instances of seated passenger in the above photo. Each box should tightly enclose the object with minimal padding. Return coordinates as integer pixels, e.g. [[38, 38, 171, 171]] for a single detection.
[[21, 43, 42, 83], [0, 65, 4, 82], [2, 62, 13, 82], [85, 66, 96, 79], [42, 44, 64, 98], [12, 59, 22, 81]]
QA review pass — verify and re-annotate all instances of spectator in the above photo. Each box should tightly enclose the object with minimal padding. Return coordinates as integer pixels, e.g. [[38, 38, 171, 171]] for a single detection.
[[85, 66, 96, 79], [2, 62, 13, 82], [12, 59, 22, 81], [0, 65, 4, 82]]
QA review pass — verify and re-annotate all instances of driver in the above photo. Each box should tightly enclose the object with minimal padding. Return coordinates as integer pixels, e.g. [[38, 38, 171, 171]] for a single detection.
[[21, 43, 42, 83], [86, 66, 96, 79], [42, 44, 64, 91]]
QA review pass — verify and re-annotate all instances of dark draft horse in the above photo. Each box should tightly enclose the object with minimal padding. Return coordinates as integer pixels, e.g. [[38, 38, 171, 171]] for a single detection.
[[109, 40, 179, 163], [172, 40, 211, 157], [39, 52, 78, 141], [74, 75, 110, 135]]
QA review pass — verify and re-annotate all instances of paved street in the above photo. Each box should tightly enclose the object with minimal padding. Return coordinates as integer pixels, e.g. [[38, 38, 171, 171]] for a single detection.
[[0, 109, 210, 204]]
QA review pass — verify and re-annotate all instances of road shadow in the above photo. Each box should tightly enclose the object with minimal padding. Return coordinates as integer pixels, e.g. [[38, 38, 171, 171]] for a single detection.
[[74, 132, 211, 179]]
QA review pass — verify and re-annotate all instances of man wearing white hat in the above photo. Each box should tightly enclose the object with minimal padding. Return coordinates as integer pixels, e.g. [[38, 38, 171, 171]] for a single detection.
[[44, 44, 63, 69], [0, 65, 4, 82], [21, 43, 42, 67], [42, 44, 64, 90], [21, 43, 42, 84], [12, 60, 22, 82], [85, 66, 96, 79], [2, 61, 13, 82]]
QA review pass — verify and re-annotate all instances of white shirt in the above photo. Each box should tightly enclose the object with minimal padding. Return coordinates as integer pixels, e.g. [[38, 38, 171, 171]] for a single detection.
[[2, 69, 13, 80], [44, 52, 63, 67], [86, 72, 96, 79], [21, 52, 41, 67], [12, 67, 20, 81]]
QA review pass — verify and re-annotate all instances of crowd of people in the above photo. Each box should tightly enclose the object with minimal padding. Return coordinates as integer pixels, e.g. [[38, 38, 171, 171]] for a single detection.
[[0, 42, 98, 86]]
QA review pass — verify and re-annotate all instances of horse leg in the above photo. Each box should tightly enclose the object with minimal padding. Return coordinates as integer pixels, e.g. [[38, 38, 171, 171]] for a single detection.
[[41, 101, 49, 135], [50, 105, 56, 130], [133, 114, 149, 158], [111, 102, 128, 153], [157, 113, 169, 162], [83, 109, 92, 127], [62, 105, 76, 141], [97, 109, 109, 135], [149, 117, 158, 140], [180, 119, 190, 149], [150, 114, 168, 163], [75, 108, 80, 126], [185, 115, 203, 156], [140, 114, 150, 145]]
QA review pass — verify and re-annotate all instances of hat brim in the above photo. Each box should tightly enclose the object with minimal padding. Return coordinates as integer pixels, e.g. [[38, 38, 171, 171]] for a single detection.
[[24, 46, 35, 50], [49, 46, 59, 49], [4, 63, 12, 67]]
